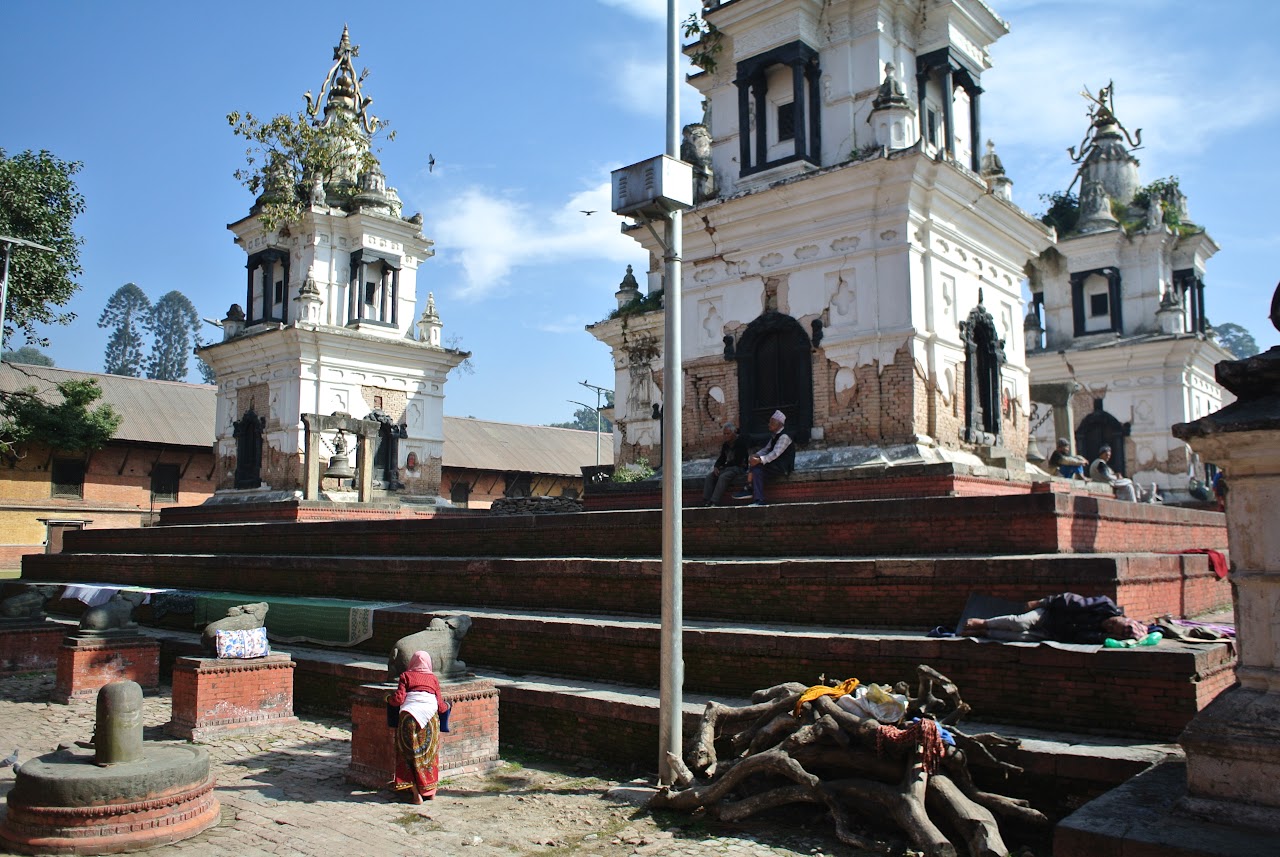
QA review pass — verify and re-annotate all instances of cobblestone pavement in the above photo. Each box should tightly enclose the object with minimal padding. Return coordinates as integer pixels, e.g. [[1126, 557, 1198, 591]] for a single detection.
[[0, 674, 866, 857]]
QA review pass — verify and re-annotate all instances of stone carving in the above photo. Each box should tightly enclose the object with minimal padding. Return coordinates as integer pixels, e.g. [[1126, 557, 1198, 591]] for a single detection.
[[200, 603, 269, 653], [1144, 193, 1163, 231], [681, 123, 717, 204], [79, 591, 148, 634], [309, 177, 326, 207], [0, 585, 60, 620], [388, 615, 473, 681]]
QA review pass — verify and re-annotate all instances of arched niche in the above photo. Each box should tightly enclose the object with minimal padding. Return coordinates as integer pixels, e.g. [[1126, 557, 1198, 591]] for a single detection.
[[735, 311, 813, 444]]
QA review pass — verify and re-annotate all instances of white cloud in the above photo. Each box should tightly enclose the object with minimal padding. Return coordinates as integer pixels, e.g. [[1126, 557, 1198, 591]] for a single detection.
[[432, 180, 643, 299]]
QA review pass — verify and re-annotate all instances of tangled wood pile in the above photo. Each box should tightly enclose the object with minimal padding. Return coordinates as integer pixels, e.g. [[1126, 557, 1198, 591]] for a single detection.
[[651, 665, 1048, 857]]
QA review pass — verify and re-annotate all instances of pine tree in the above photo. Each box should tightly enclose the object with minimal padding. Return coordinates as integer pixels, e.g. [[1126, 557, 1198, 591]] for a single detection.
[[146, 291, 202, 381], [97, 283, 151, 376]]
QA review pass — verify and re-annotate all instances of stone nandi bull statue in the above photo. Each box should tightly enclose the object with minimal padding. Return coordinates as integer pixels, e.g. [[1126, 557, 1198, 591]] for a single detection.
[[387, 615, 473, 681]]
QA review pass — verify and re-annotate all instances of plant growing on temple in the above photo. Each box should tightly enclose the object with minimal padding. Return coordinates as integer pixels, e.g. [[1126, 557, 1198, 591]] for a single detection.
[[1131, 176, 1184, 228], [683, 13, 724, 73], [98, 283, 152, 377], [0, 375, 120, 460], [1037, 190, 1079, 235], [0, 148, 86, 345]]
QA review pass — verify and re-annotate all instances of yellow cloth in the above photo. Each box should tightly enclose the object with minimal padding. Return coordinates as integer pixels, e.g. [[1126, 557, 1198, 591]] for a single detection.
[[793, 678, 860, 717]]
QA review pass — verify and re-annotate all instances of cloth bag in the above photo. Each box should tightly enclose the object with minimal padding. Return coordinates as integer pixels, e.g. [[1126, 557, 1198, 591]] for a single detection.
[[214, 627, 270, 659]]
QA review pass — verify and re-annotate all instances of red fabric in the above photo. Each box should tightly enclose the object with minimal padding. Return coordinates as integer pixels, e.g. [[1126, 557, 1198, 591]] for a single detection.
[[875, 719, 946, 774], [1173, 548, 1229, 580], [391, 669, 443, 706]]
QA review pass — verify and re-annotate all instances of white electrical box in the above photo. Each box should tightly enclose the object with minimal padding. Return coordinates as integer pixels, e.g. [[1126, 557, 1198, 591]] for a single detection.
[[611, 155, 694, 219]]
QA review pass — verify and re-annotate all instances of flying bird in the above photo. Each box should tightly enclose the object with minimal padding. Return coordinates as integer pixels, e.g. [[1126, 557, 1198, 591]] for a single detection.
[[580, 210, 596, 216], [428, 154, 436, 173]]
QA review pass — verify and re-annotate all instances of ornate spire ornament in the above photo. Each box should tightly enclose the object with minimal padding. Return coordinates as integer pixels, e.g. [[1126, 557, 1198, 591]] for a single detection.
[[1067, 81, 1142, 164], [303, 25, 382, 136]]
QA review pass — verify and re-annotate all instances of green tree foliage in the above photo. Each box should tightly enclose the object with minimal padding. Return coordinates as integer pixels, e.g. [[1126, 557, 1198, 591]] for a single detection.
[[227, 110, 389, 230], [0, 149, 86, 344], [1038, 191, 1079, 235], [1, 346, 54, 366], [1131, 176, 1184, 228], [549, 393, 615, 433], [1212, 322, 1260, 359], [146, 291, 203, 381], [98, 283, 151, 377], [0, 377, 120, 458]]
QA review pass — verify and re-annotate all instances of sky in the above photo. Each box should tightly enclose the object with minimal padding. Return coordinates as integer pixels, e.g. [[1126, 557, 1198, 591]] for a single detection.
[[3, 0, 1277, 427]]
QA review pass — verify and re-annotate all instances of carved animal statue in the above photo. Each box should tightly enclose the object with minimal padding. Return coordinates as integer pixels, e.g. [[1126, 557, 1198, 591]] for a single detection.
[[680, 123, 717, 204], [200, 602, 269, 652], [0, 585, 60, 619], [79, 591, 148, 633], [387, 615, 473, 681]]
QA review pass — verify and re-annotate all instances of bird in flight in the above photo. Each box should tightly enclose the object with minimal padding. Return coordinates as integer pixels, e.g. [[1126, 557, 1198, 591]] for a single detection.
[[428, 154, 436, 173], [581, 210, 596, 216]]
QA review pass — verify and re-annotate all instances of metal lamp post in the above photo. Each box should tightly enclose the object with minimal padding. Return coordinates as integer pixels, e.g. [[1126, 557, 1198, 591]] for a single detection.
[[0, 235, 56, 352]]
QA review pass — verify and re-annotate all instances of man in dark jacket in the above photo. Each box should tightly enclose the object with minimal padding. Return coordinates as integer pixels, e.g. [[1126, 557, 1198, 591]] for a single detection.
[[962, 593, 1146, 644], [702, 422, 750, 506]]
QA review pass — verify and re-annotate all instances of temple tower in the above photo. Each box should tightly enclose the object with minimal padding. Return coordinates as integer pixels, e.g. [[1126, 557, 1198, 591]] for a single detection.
[[198, 28, 467, 501], [1026, 83, 1231, 498], [591, 0, 1052, 468]]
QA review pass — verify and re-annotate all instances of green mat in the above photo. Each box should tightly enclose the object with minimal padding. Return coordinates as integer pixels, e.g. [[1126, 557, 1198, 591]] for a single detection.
[[194, 593, 404, 647]]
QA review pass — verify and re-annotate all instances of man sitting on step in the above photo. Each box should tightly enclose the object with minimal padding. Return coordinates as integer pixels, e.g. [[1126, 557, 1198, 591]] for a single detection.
[[1088, 445, 1157, 502], [962, 593, 1147, 644], [733, 410, 794, 506]]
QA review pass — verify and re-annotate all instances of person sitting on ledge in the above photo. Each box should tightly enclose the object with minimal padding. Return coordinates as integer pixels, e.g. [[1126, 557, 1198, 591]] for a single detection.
[[962, 592, 1148, 644], [1047, 437, 1088, 479], [733, 410, 793, 506], [703, 422, 749, 506], [1088, 445, 1157, 502]]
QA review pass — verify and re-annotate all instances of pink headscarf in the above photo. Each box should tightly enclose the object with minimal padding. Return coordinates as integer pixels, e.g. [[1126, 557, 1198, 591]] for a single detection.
[[406, 650, 434, 673]]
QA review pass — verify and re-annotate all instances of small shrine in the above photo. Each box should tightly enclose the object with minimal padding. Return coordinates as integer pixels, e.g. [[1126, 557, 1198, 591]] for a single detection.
[[198, 28, 467, 506]]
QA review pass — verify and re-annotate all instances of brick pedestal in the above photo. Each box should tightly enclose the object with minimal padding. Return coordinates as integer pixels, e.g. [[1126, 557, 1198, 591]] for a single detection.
[[347, 676, 500, 789], [52, 634, 159, 704], [166, 653, 299, 741], [0, 621, 66, 676]]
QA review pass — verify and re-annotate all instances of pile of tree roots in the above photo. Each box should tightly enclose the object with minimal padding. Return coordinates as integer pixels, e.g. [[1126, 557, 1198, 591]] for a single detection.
[[651, 665, 1048, 857]]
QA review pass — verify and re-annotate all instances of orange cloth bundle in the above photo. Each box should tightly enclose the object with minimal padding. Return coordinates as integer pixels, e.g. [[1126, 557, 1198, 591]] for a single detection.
[[793, 677, 860, 717]]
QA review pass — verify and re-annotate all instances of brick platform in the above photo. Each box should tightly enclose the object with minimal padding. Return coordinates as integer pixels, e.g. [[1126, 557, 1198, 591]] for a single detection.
[[347, 677, 500, 789], [166, 653, 299, 741], [52, 634, 159, 704], [0, 621, 68, 676]]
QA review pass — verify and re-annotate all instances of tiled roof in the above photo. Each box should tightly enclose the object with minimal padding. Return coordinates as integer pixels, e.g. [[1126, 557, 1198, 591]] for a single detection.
[[0, 363, 216, 448], [442, 416, 612, 477]]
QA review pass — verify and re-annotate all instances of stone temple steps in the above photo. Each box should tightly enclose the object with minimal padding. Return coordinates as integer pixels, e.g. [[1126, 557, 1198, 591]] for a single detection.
[[19, 492, 1233, 761]]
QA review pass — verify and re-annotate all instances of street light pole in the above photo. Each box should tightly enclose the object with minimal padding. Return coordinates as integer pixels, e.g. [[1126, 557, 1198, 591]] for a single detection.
[[568, 399, 604, 469], [0, 235, 56, 353], [578, 380, 612, 469]]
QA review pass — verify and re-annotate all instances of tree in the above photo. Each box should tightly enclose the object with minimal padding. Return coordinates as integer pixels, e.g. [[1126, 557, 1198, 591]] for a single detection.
[[549, 393, 614, 433], [98, 283, 151, 377], [1, 346, 54, 366], [1038, 190, 1079, 235], [1212, 322, 1260, 359], [146, 291, 203, 381], [0, 149, 86, 344], [0, 377, 120, 459]]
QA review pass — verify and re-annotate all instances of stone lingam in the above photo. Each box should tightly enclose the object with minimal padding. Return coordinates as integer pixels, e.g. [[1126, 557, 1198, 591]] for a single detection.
[[0, 681, 219, 855]]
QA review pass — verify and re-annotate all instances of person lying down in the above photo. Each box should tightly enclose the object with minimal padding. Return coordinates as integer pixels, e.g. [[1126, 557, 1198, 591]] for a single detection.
[[962, 593, 1147, 645]]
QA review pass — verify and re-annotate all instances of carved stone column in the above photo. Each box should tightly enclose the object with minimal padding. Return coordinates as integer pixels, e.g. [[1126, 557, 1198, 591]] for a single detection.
[[1172, 289, 1280, 832]]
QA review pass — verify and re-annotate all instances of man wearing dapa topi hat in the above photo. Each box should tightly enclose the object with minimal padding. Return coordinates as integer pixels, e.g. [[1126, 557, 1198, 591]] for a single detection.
[[733, 410, 793, 506], [1047, 437, 1088, 479]]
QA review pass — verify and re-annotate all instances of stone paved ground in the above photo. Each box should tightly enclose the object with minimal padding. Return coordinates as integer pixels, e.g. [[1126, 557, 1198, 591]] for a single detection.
[[0, 673, 870, 857]]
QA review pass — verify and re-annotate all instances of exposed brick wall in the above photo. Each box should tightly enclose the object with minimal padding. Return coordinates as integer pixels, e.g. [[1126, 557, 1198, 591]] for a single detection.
[[167, 654, 298, 740], [0, 623, 66, 675], [359, 386, 407, 422]]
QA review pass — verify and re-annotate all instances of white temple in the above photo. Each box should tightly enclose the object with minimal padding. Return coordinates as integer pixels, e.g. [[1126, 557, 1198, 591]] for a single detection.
[[591, 0, 1053, 469], [198, 28, 467, 501]]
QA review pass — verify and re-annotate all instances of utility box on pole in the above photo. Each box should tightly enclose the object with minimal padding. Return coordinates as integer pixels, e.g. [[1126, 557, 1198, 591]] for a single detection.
[[611, 156, 694, 219]]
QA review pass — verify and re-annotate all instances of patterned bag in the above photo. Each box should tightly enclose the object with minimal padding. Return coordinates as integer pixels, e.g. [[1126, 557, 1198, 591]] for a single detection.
[[215, 627, 270, 659]]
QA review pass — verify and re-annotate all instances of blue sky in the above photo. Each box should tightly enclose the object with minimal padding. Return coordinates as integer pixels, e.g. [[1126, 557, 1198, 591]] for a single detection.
[[4, 0, 1277, 426]]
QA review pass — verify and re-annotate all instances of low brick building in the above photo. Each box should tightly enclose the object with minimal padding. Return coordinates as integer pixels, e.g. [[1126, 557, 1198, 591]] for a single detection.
[[0, 363, 217, 569]]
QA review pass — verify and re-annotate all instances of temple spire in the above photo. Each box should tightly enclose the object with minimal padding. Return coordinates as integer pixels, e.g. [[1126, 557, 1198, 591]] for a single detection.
[[303, 25, 381, 136], [1067, 82, 1142, 206]]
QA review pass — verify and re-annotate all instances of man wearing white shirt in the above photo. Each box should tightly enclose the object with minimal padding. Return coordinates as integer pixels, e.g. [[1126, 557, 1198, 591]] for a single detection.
[[734, 410, 793, 506]]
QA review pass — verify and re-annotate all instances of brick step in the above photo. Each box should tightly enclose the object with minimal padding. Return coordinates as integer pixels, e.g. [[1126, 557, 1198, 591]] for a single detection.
[[140, 626, 1180, 818], [23, 551, 1230, 632], [137, 605, 1236, 742], [45, 493, 1226, 561]]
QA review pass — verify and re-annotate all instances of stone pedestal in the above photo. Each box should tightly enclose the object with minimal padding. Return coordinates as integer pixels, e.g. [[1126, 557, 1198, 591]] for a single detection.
[[347, 677, 500, 789], [0, 620, 66, 676], [52, 634, 160, 704], [166, 654, 299, 741]]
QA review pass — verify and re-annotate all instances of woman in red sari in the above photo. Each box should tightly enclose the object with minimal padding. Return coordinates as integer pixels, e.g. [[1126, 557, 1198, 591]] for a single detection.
[[389, 651, 446, 803]]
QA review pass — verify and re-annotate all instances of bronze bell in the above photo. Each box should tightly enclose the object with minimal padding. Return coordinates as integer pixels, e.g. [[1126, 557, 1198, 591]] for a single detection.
[[323, 429, 356, 481]]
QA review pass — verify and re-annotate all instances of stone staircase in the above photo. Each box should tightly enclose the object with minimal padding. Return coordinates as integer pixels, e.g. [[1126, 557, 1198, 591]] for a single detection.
[[19, 492, 1233, 769]]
